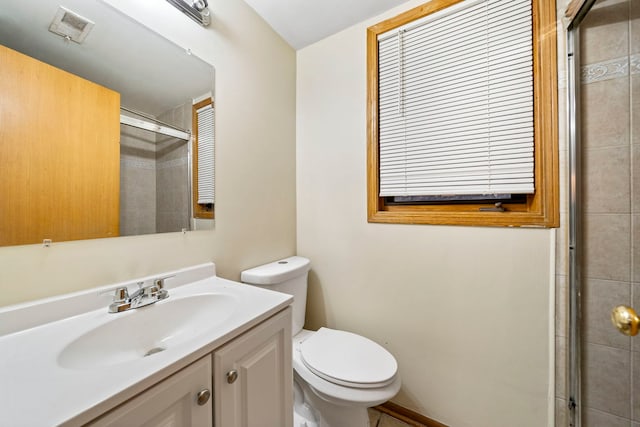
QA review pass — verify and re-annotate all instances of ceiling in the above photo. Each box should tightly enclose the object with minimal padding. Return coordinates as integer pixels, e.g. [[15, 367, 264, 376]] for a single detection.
[[242, 0, 412, 50], [0, 0, 409, 116]]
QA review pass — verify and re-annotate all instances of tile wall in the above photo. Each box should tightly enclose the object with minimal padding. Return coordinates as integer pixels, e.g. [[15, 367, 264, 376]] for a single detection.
[[156, 103, 191, 233]]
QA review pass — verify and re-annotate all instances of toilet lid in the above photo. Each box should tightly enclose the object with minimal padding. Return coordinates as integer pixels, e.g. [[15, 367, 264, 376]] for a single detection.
[[300, 328, 397, 389]]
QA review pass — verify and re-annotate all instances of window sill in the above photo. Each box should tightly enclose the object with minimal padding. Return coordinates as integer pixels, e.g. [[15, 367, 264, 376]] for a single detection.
[[367, 207, 559, 228]]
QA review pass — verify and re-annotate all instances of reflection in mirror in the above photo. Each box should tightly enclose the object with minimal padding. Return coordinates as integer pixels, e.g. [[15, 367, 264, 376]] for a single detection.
[[0, 0, 215, 246]]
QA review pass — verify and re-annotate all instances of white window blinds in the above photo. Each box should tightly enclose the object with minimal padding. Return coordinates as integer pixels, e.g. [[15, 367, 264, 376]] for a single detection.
[[377, 0, 534, 197], [196, 103, 215, 204]]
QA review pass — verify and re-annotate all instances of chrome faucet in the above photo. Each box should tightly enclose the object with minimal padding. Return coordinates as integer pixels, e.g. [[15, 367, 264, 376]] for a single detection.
[[105, 276, 172, 313]]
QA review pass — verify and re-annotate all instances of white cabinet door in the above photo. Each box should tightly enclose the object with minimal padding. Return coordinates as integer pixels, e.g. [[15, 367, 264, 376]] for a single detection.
[[88, 356, 212, 427], [214, 307, 292, 427]]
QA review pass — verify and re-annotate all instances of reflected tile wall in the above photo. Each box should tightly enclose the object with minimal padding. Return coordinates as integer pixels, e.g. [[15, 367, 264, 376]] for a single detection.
[[156, 103, 190, 233], [120, 102, 190, 236], [119, 125, 157, 236]]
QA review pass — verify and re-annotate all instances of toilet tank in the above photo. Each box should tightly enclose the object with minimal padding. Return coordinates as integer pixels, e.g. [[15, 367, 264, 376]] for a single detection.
[[240, 256, 311, 335]]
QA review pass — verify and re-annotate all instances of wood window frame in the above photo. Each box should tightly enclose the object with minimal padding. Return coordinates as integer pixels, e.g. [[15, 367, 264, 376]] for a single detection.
[[192, 98, 214, 219], [366, 0, 559, 228]]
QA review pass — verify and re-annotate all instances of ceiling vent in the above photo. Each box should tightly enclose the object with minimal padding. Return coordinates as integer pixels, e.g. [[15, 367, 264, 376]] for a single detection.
[[166, 0, 211, 27], [48, 6, 94, 44]]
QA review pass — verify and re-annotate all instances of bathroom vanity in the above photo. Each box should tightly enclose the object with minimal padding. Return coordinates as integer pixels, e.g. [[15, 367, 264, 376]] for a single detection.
[[0, 263, 293, 427]]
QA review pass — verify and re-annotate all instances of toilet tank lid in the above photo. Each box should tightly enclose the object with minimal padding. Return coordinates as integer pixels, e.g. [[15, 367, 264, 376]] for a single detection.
[[240, 256, 311, 285]]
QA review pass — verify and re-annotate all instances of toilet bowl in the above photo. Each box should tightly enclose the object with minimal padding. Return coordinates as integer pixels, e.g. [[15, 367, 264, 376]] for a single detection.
[[241, 257, 401, 427]]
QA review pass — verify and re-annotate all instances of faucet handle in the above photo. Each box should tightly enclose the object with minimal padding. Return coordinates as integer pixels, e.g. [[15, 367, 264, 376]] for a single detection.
[[99, 286, 129, 302], [113, 286, 129, 302], [103, 286, 131, 313], [153, 275, 175, 289], [151, 275, 173, 301]]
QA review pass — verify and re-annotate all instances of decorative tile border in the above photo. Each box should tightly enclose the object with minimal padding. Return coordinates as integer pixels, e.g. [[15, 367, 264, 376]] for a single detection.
[[157, 157, 188, 170], [581, 56, 628, 84], [121, 158, 155, 170], [121, 157, 188, 170], [631, 54, 640, 76], [581, 54, 640, 85]]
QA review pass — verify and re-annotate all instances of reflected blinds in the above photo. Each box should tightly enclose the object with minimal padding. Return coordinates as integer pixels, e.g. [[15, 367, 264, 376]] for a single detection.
[[196, 103, 214, 204], [377, 0, 534, 197]]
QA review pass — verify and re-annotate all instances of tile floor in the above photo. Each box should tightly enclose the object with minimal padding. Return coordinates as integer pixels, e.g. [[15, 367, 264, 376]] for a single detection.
[[368, 408, 425, 427]]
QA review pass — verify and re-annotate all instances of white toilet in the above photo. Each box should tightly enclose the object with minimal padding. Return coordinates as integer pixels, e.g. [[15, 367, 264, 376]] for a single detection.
[[241, 256, 401, 427]]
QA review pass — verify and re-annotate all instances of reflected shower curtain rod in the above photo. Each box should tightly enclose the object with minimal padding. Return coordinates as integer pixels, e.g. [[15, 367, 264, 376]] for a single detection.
[[120, 106, 190, 141]]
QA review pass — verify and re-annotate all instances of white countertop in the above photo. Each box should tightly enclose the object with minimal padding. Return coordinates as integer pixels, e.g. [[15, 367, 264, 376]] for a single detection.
[[0, 263, 292, 426]]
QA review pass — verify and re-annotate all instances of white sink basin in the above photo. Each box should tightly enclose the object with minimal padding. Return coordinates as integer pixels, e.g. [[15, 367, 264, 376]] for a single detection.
[[57, 293, 237, 370], [0, 263, 293, 426]]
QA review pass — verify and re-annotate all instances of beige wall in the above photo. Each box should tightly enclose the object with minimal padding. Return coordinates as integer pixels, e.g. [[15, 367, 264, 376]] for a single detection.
[[296, 1, 555, 426], [1, 1, 557, 425], [0, 0, 297, 307]]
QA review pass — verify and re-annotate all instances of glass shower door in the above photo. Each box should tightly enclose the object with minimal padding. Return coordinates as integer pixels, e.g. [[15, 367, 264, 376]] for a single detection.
[[567, 0, 638, 426]]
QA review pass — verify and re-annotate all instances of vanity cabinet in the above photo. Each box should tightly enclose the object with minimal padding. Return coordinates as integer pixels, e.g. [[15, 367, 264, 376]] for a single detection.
[[87, 356, 212, 427], [86, 307, 292, 427], [214, 306, 293, 427]]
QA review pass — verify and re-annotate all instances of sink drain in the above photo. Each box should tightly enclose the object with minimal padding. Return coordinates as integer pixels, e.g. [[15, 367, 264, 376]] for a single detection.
[[144, 347, 166, 357]]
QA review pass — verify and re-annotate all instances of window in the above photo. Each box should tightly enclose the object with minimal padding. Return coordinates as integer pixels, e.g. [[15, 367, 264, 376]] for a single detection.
[[192, 98, 215, 219], [367, 0, 559, 227]]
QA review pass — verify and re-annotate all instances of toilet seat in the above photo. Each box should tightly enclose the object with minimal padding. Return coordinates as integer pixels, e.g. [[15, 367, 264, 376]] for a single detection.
[[300, 328, 397, 389], [293, 329, 401, 408]]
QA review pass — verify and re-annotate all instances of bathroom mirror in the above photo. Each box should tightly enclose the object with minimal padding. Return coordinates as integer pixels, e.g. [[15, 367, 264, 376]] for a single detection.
[[0, 0, 215, 246]]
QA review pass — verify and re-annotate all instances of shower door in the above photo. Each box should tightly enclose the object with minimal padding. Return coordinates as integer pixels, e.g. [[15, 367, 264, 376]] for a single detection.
[[566, 0, 638, 426]]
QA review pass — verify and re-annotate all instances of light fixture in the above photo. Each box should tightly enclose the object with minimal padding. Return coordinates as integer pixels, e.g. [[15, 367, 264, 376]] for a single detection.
[[166, 0, 211, 27], [48, 6, 95, 43]]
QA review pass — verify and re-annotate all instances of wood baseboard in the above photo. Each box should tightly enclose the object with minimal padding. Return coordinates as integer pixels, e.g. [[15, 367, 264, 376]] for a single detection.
[[375, 402, 448, 427]]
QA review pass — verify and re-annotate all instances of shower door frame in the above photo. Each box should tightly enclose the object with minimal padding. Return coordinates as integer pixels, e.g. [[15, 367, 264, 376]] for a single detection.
[[566, 1, 598, 426]]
